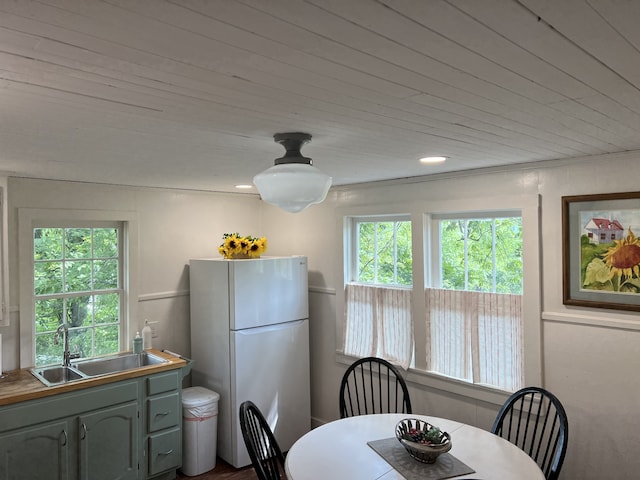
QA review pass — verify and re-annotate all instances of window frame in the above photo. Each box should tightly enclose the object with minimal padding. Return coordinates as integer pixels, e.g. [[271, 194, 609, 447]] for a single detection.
[[343, 213, 414, 366], [427, 210, 524, 390], [18, 208, 139, 368], [337, 195, 541, 404]]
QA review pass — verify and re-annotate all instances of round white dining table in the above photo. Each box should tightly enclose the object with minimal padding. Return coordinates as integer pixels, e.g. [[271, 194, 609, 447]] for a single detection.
[[285, 413, 545, 480]]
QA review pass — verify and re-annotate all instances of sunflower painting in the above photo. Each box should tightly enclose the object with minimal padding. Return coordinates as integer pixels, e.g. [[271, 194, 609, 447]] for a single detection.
[[563, 192, 640, 311]]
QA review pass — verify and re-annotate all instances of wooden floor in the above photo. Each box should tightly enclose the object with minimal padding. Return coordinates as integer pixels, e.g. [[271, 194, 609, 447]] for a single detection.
[[176, 458, 258, 480]]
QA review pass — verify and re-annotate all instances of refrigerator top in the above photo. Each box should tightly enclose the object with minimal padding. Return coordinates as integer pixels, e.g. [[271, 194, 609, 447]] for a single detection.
[[190, 255, 307, 262]]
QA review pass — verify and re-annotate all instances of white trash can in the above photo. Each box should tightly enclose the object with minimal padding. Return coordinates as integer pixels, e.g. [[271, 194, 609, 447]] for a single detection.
[[181, 386, 220, 476]]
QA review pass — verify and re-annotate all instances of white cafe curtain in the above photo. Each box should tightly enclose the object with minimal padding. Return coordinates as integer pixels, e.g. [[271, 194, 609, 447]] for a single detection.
[[343, 283, 413, 369], [425, 288, 523, 391]]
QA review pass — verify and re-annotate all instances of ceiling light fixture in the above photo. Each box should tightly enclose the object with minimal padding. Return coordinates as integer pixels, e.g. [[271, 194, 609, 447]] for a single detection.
[[253, 132, 332, 213], [420, 156, 448, 164]]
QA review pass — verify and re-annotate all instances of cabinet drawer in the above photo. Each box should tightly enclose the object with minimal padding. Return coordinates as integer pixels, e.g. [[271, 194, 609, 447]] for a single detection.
[[146, 371, 180, 396], [148, 428, 181, 475], [0, 380, 138, 432], [147, 392, 180, 432]]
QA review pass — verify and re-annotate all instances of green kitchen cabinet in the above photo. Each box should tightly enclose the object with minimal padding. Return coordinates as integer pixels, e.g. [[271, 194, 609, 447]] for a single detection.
[[0, 420, 71, 480], [78, 401, 139, 480], [0, 368, 184, 480], [0, 380, 138, 480], [143, 371, 182, 479]]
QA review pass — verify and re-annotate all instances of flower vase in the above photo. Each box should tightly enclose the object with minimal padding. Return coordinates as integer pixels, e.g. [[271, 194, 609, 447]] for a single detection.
[[229, 253, 255, 259]]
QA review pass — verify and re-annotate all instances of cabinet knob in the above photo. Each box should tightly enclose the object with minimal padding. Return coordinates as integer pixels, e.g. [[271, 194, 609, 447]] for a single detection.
[[80, 423, 87, 440], [158, 449, 174, 456], [60, 429, 68, 446]]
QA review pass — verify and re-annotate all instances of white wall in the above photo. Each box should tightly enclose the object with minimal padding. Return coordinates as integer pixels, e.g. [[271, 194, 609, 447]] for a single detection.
[[3, 153, 640, 479]]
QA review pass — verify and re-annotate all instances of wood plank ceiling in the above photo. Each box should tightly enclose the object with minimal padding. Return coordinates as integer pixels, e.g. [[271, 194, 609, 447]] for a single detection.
[[0, 0, 639, 193]]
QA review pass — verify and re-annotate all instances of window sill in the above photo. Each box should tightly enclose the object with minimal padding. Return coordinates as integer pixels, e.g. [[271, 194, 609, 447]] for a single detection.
[[336, 352, 511, 407]]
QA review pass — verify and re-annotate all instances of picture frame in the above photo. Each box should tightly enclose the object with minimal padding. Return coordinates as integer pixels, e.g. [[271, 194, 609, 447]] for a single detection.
[[563, 191, 640, 311]]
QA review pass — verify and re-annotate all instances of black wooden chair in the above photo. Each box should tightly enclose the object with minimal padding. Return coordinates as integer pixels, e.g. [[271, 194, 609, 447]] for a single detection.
[[239, 401, 285, 480], [491, 386, 568, 480], [339, 356, 412, 418]]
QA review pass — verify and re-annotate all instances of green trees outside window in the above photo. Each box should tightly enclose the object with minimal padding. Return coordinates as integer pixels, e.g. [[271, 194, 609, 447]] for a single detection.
[[356, 220, 412, 286], [352, 216, 522, 291], [34, 227, 121, 366], [439, 216, 522, 294]]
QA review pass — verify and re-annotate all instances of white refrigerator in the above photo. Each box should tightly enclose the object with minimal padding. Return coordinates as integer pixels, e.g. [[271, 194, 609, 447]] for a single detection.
[[189, 256, 311, 468]]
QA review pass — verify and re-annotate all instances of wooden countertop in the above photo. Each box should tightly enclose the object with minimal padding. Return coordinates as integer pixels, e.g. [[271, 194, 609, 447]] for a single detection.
[[0, 349, 188, 407]]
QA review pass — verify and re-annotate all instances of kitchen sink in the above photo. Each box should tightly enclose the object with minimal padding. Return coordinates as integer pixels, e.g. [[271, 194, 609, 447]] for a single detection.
[[30, 365, 88, 387], [73, 351, 168, 377], [30, 352, 169, 386]]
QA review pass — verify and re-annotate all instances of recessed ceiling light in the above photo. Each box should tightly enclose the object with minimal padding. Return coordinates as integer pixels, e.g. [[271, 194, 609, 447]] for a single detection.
[[420, 156, 448, 164], [235, 184, 253, 189]]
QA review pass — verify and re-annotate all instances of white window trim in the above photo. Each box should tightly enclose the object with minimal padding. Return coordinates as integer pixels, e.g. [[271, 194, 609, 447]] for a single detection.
[[0, 176, 8, 326], [18, 208, 138, 368], [337, 194, 541, 405]]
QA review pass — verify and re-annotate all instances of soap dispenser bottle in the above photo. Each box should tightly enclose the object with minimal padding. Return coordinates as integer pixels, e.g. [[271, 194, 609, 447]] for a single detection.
[[133, 331, 143, 354], [142, 320, 153, 350]]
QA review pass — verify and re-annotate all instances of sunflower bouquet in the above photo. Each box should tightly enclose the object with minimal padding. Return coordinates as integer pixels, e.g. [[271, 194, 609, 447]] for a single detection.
[[218, 233, 267, 259]]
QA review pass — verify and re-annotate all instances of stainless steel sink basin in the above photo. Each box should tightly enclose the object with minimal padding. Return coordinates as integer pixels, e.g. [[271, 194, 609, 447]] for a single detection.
[[73, 351, 168, 377], [30, 352, 169, 386], [30, 365, 87, 387]]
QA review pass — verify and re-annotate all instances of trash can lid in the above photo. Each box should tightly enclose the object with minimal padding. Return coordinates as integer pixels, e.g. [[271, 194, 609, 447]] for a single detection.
[[182, 386, 220, 407]]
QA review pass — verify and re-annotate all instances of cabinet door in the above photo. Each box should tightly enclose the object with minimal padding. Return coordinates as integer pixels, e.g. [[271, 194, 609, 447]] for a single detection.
[[78, 402, 139, 480], [0, 421, 70, 480]]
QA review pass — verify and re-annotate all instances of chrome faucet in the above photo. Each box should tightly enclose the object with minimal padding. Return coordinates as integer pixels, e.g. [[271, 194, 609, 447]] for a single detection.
[[54, 323, 80, 367]]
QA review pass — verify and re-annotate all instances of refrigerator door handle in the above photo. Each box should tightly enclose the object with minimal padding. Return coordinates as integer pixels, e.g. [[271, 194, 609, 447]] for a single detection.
[[233, 319, 307, 335]]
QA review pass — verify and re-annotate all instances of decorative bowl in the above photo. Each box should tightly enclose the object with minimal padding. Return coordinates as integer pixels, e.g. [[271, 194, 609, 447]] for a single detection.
[[395, 418, 452, 464]]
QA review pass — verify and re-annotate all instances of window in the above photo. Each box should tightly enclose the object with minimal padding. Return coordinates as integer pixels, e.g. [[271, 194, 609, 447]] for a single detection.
[[352, 217, 412, 286], [340, 195, 541, 398], [18, 208, 138, 369], [427, 213, 524, 391], [33, 225, 123, 366], [438, 216, 522, 294], [343, 216, 413, 367]]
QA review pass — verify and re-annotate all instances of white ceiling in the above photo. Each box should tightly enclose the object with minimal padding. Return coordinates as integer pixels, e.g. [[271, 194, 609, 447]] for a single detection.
[[1, 0, 640, 194]]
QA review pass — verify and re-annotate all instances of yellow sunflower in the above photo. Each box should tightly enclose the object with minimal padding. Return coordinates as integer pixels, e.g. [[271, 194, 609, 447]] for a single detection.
[[223, 234, 243, 256], [602, 228, 640, 279], [218, 233, 268, 259], [248, 237, 267, 257], [258, 237, 267, 253], [238, 237, 251, 254]]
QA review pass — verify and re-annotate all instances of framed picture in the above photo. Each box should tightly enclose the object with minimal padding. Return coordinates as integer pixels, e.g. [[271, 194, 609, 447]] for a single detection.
[[563, 191, 640, 311]]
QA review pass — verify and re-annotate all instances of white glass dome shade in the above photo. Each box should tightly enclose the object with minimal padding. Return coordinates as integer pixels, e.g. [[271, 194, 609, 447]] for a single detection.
[[253, 133, 332, 213]]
